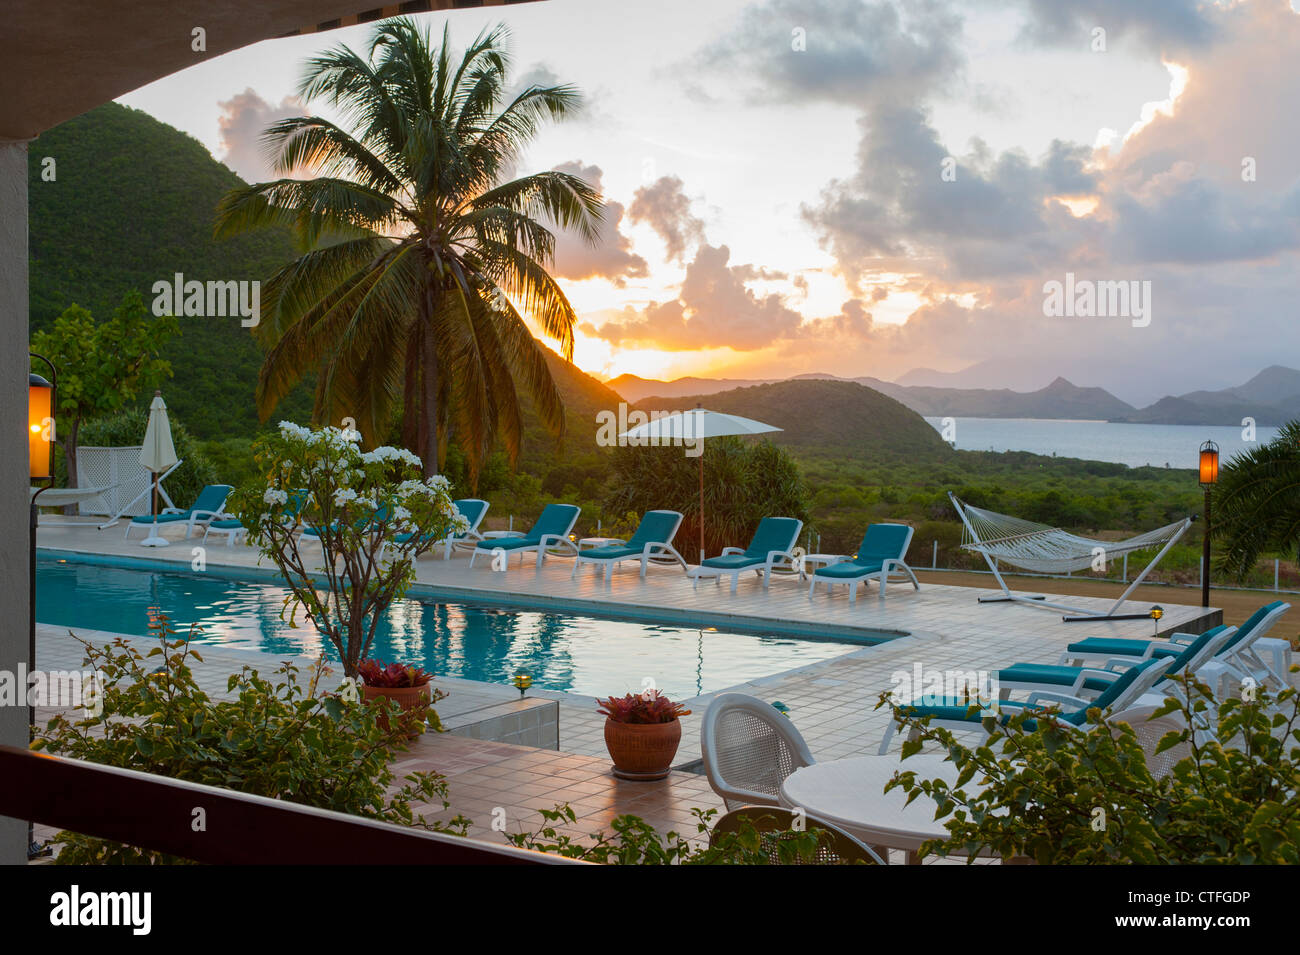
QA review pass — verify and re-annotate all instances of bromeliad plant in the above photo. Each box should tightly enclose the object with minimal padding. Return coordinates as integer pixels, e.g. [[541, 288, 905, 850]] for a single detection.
[[597, 690, 692, 724], [357, 660, 435, 689], [231, 422, 470, 676]]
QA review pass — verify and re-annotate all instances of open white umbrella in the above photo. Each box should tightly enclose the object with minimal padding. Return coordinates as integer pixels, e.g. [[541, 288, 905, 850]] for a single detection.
[[138, 390, 178, 547], [620, 405, 781, 563]]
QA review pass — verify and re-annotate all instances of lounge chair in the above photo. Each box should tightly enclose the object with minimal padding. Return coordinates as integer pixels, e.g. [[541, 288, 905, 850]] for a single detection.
[[200, 488, 310, 548], [1059, 601, 1291, 689], [689, 517, 803, 594], [570, 510, 687, 583], [299, 502, 392, 549], [381, 498, 490, 561], [701, 693, 815, 810], [807, 523, 919, 604], [996, 624, 1237, 702], [125, 484, 232, 540], [468, 503, 580, 570], [877, 655, 1174, 754]]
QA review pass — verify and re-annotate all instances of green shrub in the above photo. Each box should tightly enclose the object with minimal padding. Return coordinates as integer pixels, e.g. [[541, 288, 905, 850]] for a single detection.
[[34, 613, 464, 864], [885, 676, 1300, 864]]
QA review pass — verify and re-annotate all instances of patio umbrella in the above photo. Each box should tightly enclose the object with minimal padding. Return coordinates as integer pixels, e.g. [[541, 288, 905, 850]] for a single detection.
[[620, 405, 781, 563], [138, 390, 178, 547]]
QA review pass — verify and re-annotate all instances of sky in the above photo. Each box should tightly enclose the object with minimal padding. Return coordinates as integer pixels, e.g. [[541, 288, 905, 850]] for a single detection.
[[117, 0, 1300, 406]]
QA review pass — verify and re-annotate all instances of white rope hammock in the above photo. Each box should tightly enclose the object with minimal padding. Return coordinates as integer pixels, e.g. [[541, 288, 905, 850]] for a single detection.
[[955, 501, 1189, 574], [948, 493, 1192, 621]]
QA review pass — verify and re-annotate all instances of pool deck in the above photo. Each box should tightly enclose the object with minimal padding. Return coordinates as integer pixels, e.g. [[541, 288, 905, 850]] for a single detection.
[[33, 518, 1230, 859]]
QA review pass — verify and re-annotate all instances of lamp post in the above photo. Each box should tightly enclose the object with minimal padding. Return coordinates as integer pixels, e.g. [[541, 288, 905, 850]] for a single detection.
[[1199, 439, 1219, 609], [28, 353, 56, 859]]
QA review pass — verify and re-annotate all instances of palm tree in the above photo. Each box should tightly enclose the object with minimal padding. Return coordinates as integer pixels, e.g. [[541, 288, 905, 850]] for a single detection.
[[215, 18, 603, 480], [1212, 420, 1300, 580]]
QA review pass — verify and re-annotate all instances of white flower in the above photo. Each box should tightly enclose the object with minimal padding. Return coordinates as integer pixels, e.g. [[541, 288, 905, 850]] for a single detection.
[[278, 421, 311, 440], [263, 489, 289, 505], [426, 474, 451, 490], [392, 506, 411, 522], [333, 488, 359, 506]]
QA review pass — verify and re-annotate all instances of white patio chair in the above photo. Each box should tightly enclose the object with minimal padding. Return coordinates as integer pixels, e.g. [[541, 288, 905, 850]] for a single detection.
[[701, 693, 815, 810]]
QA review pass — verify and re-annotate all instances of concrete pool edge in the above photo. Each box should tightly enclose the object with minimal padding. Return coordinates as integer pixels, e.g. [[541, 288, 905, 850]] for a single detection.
[[37, 545, 911, 647]]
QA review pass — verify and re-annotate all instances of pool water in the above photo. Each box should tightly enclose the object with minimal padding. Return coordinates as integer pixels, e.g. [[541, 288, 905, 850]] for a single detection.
[[36, 559, 881, 699]]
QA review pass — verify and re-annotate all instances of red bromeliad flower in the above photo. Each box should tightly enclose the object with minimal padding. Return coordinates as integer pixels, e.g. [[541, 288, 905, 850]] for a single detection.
[[356, 659, 434, 688], [596, 690, 691, 724]]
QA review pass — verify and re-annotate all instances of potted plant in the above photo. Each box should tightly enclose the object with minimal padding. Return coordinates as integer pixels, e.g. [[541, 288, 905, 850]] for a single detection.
[[357, 660, 446, 738], [597, 690, 692, 780]]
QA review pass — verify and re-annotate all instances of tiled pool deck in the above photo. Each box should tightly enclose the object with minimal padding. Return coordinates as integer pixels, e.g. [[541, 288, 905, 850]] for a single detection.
[[33, 519, 1234, 860]]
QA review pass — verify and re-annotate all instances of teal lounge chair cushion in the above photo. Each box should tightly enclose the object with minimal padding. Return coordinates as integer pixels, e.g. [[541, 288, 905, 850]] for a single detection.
[[814, 559, 885, 579], [209, 519, 243, 530], [998, 663, 1121, 694], [475, 503, 579, 550], [701, 553, 765, 570], [130, 511, 191, 525], [856, 524, 912, 562], [742, 517, 802, 559], [130, 484, 233, 524], [582, 545, 643, 561], [626, 510, 680, 547]]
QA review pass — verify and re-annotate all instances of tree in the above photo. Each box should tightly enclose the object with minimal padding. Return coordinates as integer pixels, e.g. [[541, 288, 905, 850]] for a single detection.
[[30, 291, 177, 489], [1213, 420, 1300, 580], [214, 18, 603, 483]]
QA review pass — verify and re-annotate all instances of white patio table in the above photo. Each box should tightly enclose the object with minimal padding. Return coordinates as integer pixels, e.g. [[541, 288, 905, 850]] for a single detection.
[[779, 753, 1002, 864]]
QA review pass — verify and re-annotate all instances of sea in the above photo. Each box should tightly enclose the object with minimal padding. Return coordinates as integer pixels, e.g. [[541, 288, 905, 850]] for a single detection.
[[924, 417, 1281, 470]]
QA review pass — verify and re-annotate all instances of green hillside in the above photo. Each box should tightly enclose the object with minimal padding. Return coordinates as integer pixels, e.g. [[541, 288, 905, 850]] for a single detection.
[[636, 379, 955, 461], [27, 102, 312, 438]]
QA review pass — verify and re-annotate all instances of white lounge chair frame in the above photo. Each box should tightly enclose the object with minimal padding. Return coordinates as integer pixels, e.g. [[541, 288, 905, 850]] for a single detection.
[[688, 519, 803, 595], [948, 492, 1191, 622], [806, 523, 919, 604]]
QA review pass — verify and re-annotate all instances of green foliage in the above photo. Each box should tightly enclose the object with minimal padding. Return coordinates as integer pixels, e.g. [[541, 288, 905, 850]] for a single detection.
[[885, 678, 1300, 864], [1214, 420, 1300, 579], [508, 806, 852, 865], [33, 613, 464, 864], [31, 291, 177, 485], [229, 424, 467, 676], [70, 409, 218, 510], [28, 102, 314, 440], [606, 437, 812, 556]]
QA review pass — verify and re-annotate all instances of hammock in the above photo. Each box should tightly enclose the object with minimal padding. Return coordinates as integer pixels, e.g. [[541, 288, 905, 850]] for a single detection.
[[948, 493, 1191, 621]]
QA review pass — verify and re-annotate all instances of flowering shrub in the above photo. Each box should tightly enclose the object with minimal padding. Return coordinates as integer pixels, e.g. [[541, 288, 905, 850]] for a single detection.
[[358, 660, 435, 688], [597, 690, 692, 724], [230, 423, 469, 676]]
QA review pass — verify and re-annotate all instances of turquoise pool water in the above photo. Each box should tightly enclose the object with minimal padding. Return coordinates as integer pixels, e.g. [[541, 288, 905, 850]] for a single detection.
[[36, 559, 885, 699]]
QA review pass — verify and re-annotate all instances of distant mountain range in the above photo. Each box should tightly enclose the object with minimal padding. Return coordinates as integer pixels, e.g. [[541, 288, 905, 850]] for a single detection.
[[608, 366, 1300, 427]]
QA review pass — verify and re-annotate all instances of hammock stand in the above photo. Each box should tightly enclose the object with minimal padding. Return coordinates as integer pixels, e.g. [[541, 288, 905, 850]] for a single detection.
[[948, 492, 1192, 622]]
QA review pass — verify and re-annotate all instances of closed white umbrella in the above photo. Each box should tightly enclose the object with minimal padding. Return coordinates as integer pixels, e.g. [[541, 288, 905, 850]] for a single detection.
[[138, 390, 178, 547], [620, 405, 782, 563]]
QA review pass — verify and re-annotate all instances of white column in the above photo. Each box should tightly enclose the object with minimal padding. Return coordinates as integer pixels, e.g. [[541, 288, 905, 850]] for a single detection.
[[0, 140, 29, 865]]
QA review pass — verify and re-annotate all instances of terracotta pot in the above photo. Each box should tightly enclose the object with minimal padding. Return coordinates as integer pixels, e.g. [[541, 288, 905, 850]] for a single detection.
[[603, 718, 682, 780], [362, 683, 431, 738]]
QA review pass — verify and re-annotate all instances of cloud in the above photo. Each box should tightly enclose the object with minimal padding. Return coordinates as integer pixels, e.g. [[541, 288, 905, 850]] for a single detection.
[[588, 244, 804, 350], [627, 176, 707, 262], [547, 161, 649, 286], [1015, 0, 1216, 54], [696, 0, 965, 109], [216, 89, 306, 183]]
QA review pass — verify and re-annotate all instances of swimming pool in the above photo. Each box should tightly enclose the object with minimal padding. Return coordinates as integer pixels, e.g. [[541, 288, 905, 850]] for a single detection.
[[36, 559, 890, 699]]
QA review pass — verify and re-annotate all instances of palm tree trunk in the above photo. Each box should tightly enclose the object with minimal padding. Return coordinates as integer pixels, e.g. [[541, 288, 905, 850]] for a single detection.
[[418, 287, 439, 477], [401, 328, 420, 453]]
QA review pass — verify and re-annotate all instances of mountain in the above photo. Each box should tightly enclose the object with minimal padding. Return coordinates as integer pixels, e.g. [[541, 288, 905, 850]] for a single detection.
[[635, 379, 954, 460], [606, 373, 777, 403], [888, 376, 1135, 419], [27, 102, 313, 440], [1115, 365, 1300, 425], [895, 357, 1057, 392]]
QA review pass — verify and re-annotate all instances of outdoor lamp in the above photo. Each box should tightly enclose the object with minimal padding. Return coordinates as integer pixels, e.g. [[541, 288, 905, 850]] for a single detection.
[[29, 373, 52, 479], [1150, 605, 1164, 635], [1198, 440, 1220, 486], [512, 672, 532, 697], [1198, 440, 1219, 609]]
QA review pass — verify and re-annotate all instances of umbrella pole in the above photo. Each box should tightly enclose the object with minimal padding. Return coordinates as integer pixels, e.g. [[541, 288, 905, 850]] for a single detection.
[[698, 443, 704, 564]]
